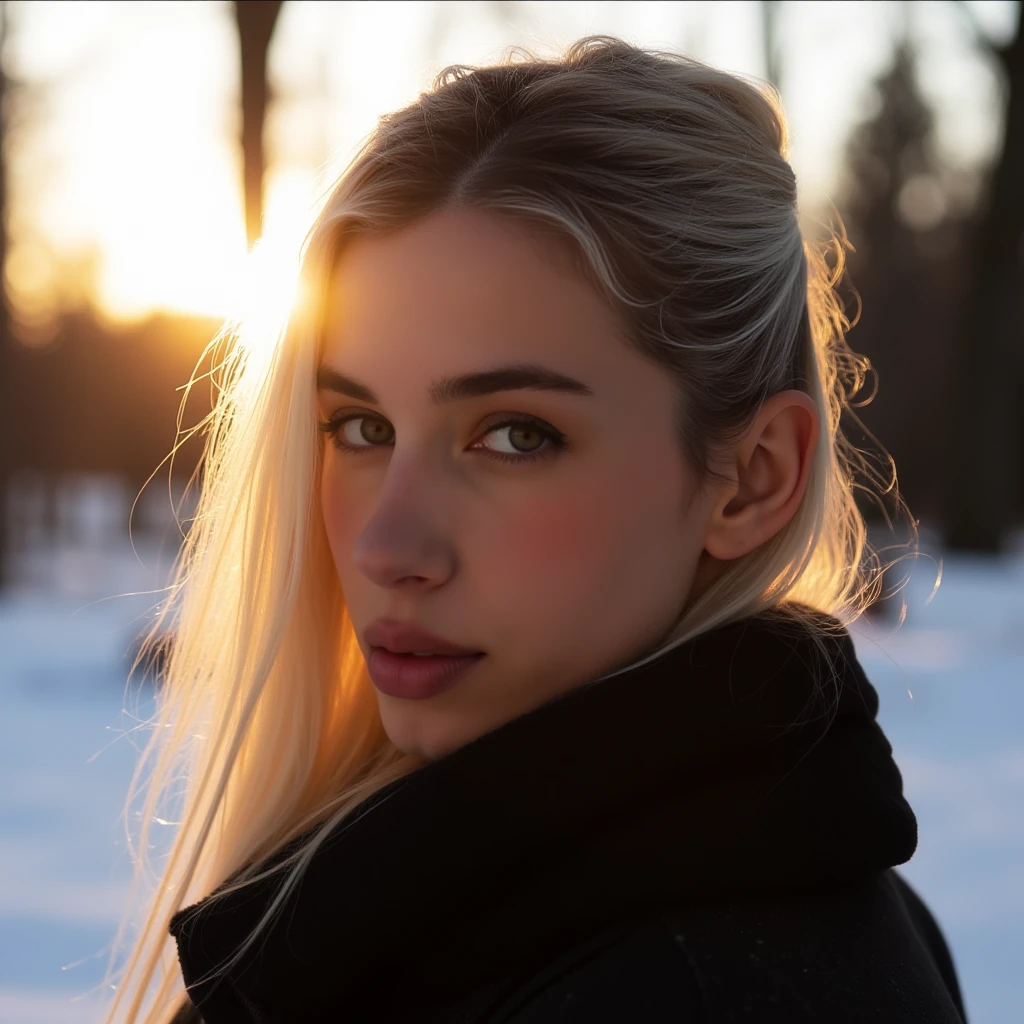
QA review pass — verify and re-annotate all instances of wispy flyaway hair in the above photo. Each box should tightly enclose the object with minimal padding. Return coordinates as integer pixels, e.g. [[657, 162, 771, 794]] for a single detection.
[[105, 35, 912, 1022]]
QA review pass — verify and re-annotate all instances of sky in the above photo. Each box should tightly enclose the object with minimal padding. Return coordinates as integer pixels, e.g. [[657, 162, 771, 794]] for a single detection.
[[3, 0, 1020, 330]]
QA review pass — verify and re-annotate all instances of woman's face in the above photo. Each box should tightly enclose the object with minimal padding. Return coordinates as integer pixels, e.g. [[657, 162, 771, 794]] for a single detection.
[[318, 207, 719, 760]]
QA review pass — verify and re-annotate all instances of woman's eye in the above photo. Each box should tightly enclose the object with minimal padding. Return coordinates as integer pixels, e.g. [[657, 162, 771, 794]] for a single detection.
[[340, 415, 393, 448], [319, 413, 566, 465], [480, 421, 555, 458]]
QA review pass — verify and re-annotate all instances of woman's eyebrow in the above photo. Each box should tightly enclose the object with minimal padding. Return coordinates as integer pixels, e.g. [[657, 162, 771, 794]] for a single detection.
[[315, 363, 595, 405]]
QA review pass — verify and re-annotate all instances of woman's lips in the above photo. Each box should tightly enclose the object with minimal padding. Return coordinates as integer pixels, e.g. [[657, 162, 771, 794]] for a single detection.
[[367, 648, 486, 700]]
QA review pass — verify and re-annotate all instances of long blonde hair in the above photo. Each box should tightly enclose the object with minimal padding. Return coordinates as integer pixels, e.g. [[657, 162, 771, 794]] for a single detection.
[[105, 35, 912, 1022]]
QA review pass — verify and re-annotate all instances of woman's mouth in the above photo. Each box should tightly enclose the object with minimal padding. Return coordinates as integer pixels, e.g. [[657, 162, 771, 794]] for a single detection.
[[367, 648, 486, 700]]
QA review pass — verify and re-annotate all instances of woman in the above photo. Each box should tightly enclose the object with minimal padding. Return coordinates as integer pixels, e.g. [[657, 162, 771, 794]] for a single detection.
[[107, 36, 967, 1023]]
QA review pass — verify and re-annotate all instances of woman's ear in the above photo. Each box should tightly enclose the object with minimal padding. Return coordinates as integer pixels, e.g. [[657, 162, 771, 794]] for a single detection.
[[702, 390, 819, 562]]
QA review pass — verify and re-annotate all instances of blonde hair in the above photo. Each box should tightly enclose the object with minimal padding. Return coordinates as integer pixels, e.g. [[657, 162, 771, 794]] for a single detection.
[[105, 35, 913, 1022]]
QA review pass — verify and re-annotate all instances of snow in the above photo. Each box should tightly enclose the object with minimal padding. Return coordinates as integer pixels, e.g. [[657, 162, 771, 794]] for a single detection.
[[850, 546, 1024, 1024], [1, 529, 1021, 1023]]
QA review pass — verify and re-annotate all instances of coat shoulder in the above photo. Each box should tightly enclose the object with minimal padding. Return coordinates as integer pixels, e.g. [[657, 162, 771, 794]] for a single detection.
[[484, 871, 966, 1024], [488, 917, 704, 1023], [659, 872, 966, 1024], [886, 870, 967, 1016]]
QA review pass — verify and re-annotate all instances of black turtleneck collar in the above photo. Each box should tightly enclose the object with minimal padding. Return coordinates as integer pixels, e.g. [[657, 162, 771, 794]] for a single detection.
[[170, 604, 917, 1021]]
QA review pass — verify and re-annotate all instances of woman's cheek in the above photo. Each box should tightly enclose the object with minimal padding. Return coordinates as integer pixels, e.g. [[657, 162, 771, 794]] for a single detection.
[[491, 489, 614, 582], [320, 471, 360, 557], [320, 470, 340, 528]]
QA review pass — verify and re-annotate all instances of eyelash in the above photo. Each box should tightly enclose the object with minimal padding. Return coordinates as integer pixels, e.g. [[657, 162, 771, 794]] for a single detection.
[[317, 411, 567, 466]]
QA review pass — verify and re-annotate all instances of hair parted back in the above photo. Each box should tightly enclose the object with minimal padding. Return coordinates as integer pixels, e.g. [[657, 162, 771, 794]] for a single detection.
[[106, 35, 912, 1022]]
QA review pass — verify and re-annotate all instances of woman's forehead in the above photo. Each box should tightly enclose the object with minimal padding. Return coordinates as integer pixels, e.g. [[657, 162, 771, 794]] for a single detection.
[[319, 210, 633, 381]]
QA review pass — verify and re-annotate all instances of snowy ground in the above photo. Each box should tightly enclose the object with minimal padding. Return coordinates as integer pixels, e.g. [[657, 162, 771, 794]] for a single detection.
[[0, 534, 1021, 1023]]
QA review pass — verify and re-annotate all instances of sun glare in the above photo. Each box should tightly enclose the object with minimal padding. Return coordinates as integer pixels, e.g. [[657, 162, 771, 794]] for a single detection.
[[229, 235, 304, 363]]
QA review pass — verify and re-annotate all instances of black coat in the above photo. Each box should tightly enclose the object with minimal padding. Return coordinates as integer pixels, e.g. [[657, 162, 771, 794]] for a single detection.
[[170, 606, 968, 1023]]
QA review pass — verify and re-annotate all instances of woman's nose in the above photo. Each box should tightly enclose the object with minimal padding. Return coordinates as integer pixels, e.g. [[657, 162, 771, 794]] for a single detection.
[[349, 461, 457, 590]]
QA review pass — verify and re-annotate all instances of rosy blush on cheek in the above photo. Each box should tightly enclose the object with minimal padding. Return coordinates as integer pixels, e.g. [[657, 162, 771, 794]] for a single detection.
[[493, 490, 614, 576]]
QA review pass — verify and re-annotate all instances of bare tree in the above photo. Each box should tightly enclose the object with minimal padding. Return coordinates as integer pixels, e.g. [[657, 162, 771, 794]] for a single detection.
[[234, 0, 284, 249], [946, 1, 1024, 552], [761, 0, 782, 90], [0, 3, 12, 586]]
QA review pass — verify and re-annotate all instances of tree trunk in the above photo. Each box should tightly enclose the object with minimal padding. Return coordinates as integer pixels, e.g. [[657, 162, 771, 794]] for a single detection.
[[946, 14, 1024, 551], [0, 3, 12, 587], [234, 1, 284, 249], [761, 0, 782, 91]]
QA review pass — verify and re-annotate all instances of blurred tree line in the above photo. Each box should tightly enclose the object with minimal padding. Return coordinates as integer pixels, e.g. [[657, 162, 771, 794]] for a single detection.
[[0, 0, 1021, 587], [832, 0, 1023, 558], [0, 0, 282, 584]]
